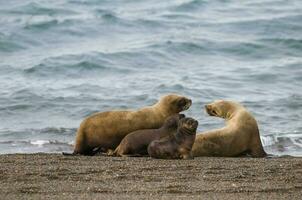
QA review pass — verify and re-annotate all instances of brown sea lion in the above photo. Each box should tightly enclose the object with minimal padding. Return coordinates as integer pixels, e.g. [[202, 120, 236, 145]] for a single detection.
[[68, 94, 192, 155], [191, 100, 267, 158], [148, 117, 198, 159], [109, 114, 185, 157]]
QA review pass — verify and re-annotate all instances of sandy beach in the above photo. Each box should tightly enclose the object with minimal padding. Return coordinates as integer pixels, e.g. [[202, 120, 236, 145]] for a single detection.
[[0, 154, 301, 199]]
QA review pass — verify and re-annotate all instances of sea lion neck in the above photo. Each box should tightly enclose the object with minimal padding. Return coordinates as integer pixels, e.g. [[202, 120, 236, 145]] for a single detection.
[[225, 106, 246, 122], [157, 120, 177, 132], [222, 104, 242, 120], [160, 123, 178, 132], [225, 110, 235, 120], [158, 127, 176, 138], [153, 103, 177, 118], [175, 127, 195, 148]]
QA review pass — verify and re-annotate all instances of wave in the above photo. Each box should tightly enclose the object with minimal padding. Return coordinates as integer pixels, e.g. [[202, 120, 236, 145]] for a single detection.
[[171, 0, 207, 12], [259, 38, 302, 53], [0, 65, 21, 75], [213, 13, 302, 26], [0, 127, 76, 154], [67, 0, 106, 6], [95, 11, 167, 30], [23, 16, 93, 32], [147, 40, 209, 57], [0, 140, 72, 146], [262, 133, 302, 156], [24, 19, 61, 30], [6, 2, 78, 16], [212, 14, 302, 38], [160, 13, 197, 21], [21, 49, 176, 78], [0, 36, 26, 52], [0, 127, 76, 138], [25, 61, 109, 75], [272, 95, 302, 110], [23, 53, 132, 77], [218, 41, 270, 59], [93, 9, 120, 21], [146, 39, 274, 59], [0, 140, 73, 154]]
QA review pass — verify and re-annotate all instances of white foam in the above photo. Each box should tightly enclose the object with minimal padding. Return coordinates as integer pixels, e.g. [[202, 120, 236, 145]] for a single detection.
[[293, 139, 302, 148], [261, 136, 275, 147], [30, 140, 50, 147]]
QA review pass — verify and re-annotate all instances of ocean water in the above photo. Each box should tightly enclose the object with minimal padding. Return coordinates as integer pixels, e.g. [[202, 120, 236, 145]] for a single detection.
[[0, 0, 302, 156]]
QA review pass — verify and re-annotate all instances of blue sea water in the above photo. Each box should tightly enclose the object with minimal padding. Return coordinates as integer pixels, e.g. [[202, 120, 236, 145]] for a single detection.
[[0, 0, 301, 156]]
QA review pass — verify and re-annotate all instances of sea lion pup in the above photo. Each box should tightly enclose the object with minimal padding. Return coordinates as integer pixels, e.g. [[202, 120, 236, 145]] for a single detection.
[[109, 114, 185, 157], [67, 94, 192, 155], [191, 100, 267, 158], [148, 117, 198, 159]]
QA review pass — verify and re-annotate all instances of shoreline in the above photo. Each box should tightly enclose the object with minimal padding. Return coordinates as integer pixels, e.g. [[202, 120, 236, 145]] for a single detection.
[[1, 154, 301, 199]]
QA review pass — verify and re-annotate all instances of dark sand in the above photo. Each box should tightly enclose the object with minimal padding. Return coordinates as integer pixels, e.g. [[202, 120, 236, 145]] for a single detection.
[[0, 154, 301, 199]]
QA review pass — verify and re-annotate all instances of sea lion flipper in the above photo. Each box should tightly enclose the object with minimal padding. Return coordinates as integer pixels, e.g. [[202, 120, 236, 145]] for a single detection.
[[250, 146, 267, 158], [181, 152, 194, 160], [249, 136, 267, 158], [106, 149, 115, 156], [120, 154, 144, 157]]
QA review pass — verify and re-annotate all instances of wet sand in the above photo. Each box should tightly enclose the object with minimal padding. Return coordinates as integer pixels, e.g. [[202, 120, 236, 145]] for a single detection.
[[0, 154, 301, 199]]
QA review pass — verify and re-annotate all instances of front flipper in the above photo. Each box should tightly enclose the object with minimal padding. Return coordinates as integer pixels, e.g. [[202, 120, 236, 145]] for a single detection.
[[181, 152, 194, 160]]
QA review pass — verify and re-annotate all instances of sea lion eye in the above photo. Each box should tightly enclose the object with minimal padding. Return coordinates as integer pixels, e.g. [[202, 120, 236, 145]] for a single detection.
[[212, 109, 217, 115]]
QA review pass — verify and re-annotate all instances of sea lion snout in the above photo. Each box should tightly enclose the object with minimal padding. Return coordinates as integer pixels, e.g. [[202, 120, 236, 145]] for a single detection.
[[184, 99, 192, 110], [205, 104, 217, 116], [190, 119, 198, 128], [180, 117, 198, 132], [205, 104, 212, 114], [186, 118, 198, 130], [180, 98, 192, 111]]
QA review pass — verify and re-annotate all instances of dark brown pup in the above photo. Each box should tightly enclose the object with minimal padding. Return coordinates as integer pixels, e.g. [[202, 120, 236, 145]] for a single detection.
[[109, 114, 185, 157], [148, 117, 198, 159], [65, 94, 192, 155]]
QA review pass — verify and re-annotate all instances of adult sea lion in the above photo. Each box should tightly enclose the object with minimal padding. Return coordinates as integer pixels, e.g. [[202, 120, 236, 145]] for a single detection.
[[69, 94, 192, 155], [191, 100, 267, 157], [109, 114, 185, 157], [148, 117, 198, 159]]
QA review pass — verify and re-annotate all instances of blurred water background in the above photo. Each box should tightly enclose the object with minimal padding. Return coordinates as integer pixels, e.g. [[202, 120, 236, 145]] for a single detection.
[[0, 0, 302, 156]]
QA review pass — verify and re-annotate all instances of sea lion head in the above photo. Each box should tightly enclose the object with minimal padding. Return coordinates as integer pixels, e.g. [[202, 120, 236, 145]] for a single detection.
[[158, 94, 192, 114], [163, 114, 186, 130], [178, 117, 198, 134], [205, 100, 241, 119]]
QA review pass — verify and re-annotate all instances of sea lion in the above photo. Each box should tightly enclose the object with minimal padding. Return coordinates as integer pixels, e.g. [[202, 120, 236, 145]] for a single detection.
[[191, 100, 267, 158], [69, 94, 192, 155], [148, 117, 198, 159], [109, 114, 185, 157]]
